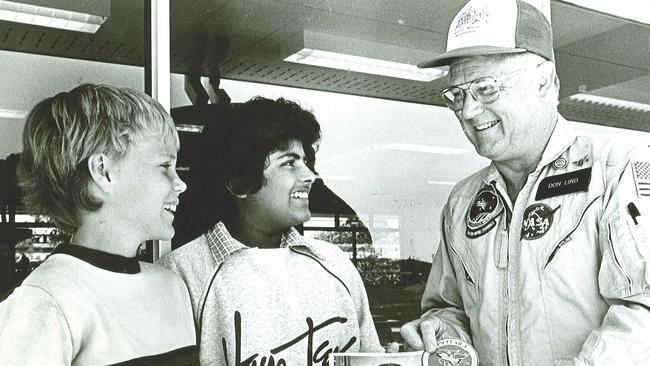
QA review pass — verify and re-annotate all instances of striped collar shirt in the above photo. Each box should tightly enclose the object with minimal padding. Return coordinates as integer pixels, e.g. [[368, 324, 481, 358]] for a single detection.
[[204, 221, 324, 265]]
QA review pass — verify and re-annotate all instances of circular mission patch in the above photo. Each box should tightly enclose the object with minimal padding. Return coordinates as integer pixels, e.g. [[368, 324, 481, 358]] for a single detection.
[[521, 203, 560, 240], [427, 338, 479, 366], [466, 184, 504, 239]]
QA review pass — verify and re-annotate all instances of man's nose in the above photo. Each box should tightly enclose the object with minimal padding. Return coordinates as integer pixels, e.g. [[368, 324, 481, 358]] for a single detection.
[[460, 92, 485, 120]]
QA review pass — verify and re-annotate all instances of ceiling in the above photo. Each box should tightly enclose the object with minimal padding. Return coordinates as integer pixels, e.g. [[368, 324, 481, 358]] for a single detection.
[[0, 0, 649, 131]]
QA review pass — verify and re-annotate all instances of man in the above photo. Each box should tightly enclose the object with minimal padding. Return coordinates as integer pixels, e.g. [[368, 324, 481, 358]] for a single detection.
[[400, 1, 650, 365], [159, 97, 383, 365]]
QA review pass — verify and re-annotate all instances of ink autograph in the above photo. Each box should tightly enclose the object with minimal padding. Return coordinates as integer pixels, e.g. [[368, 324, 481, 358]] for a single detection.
[[222, 311, 357, 366]]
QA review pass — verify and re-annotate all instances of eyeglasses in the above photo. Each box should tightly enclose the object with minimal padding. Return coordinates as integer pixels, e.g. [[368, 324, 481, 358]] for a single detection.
[[441, 66, 535, 112]]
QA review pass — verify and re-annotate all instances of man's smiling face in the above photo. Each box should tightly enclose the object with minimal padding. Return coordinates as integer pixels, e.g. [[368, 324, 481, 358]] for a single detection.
[[448, 54, 550, 165]]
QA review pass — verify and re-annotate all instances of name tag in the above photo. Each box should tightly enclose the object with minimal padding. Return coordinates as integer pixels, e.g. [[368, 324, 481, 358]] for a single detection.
[[536, 168, 592, 200]]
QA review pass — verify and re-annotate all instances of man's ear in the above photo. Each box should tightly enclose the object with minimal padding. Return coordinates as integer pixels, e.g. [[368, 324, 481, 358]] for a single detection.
[[226, 179, 247, 199], [87, 154, 113, 193], [537, 61, 555, 96]]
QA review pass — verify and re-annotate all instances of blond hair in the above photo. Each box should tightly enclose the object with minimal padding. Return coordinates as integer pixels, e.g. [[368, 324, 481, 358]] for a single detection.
[[19, 84, 178, 233]]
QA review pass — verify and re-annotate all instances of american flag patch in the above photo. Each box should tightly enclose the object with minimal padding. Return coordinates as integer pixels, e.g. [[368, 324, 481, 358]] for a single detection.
[[632, 160, 650, 198]]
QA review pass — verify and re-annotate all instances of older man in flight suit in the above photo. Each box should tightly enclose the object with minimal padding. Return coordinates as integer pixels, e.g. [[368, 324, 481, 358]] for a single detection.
[[400, 0, 650, 365]]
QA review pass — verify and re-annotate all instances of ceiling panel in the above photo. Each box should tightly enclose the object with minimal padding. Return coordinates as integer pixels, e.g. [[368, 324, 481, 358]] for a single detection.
[[0, 0, 648, 131], [551, 2, 625, 47]]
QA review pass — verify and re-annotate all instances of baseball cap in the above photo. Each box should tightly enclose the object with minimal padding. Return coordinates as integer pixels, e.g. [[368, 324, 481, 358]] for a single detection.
[[418, 0, 554, 68]]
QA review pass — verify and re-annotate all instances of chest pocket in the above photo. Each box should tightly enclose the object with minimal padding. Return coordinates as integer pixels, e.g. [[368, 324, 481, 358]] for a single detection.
[[535, 165, 605, 273]]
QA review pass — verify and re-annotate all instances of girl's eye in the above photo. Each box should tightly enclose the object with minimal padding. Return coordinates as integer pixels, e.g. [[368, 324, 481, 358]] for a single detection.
[[282, 160, 295, 167]]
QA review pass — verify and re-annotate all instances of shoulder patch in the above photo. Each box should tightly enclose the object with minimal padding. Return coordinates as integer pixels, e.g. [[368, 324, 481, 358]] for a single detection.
[[632, 160, 650, 198], [466, 184, 504, 239]]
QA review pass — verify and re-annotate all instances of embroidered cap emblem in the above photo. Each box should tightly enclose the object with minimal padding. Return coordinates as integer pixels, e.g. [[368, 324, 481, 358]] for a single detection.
[[521, 203, 561, 240], [428, 338, 479, 366], [552, 157, 568, 169], [466, 184, 504, 239]]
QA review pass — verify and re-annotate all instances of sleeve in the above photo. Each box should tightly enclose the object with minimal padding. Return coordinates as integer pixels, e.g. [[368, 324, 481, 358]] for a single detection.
[[334, 248, 384, 352], [574, 148, 650, 365], [419, 206, 472, 343], [156, 252, 202, 325], [0, 286, 74, 365]]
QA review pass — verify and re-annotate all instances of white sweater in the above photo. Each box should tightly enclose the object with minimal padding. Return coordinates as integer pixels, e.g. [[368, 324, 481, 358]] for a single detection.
[[160, 223, 383, 365], [0, 246, 197, 365]]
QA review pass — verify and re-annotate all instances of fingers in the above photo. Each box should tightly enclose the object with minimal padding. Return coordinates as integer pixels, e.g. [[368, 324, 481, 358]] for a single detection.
[[400, 317, 462, 353], [419, 318, 442, 352], [400, 320, 425, 351], [385, 342, 400, 353]]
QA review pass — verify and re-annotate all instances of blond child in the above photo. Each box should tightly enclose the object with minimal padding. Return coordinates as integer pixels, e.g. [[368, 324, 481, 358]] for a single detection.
[[0, 84, 196, 365]]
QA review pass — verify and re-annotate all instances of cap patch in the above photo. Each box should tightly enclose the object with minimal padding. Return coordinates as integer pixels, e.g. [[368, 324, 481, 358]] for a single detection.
[[454, 4, 490, 37], [522, 203, 560, 240], [466, 184, 504, 239]]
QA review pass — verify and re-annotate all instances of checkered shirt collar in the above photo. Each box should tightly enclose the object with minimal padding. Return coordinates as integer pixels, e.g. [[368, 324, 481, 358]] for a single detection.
[[205, 221, 324, 265]]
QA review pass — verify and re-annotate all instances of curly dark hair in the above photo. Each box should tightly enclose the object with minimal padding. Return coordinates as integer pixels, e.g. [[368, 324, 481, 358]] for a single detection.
[[189, 96, 321, 231]]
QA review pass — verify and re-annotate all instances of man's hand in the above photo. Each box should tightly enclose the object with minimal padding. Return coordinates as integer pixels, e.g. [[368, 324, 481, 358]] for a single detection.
[[385, 342, 400, 353], [400, 316, 465, 352]]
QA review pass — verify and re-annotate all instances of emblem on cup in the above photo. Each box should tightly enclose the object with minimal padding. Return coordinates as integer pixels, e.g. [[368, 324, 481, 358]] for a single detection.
[[428, 339, 479, 366]]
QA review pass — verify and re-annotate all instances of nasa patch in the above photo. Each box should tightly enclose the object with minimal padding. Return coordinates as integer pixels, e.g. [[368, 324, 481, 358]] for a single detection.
[[521, 203, 561, 240], [466, 184, 504, 239], [427, 338, 479, 366]]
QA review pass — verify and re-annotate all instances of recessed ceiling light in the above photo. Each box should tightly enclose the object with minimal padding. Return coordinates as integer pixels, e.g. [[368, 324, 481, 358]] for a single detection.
[[284, 48, 446, 82], [318, 175, 354, 181], [0, 0, 109, 33], [427, 180, 457, 186], [0, 108, 27, 119], [380, 143, 469, 155], [567, 94, 650, 112]]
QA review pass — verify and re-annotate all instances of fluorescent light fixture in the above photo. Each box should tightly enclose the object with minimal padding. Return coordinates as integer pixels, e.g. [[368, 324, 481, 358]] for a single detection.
[[560, 0, 650, 25], [176, 124, 204, 133], [0, 0, 108, 33], [0, 108, 27, 119], [284, 48, 445, 82], [568, 93, 650, 112], [427, 180, 458, 186], [380, 143, 469, 155], [318, 174, 354, 181]]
